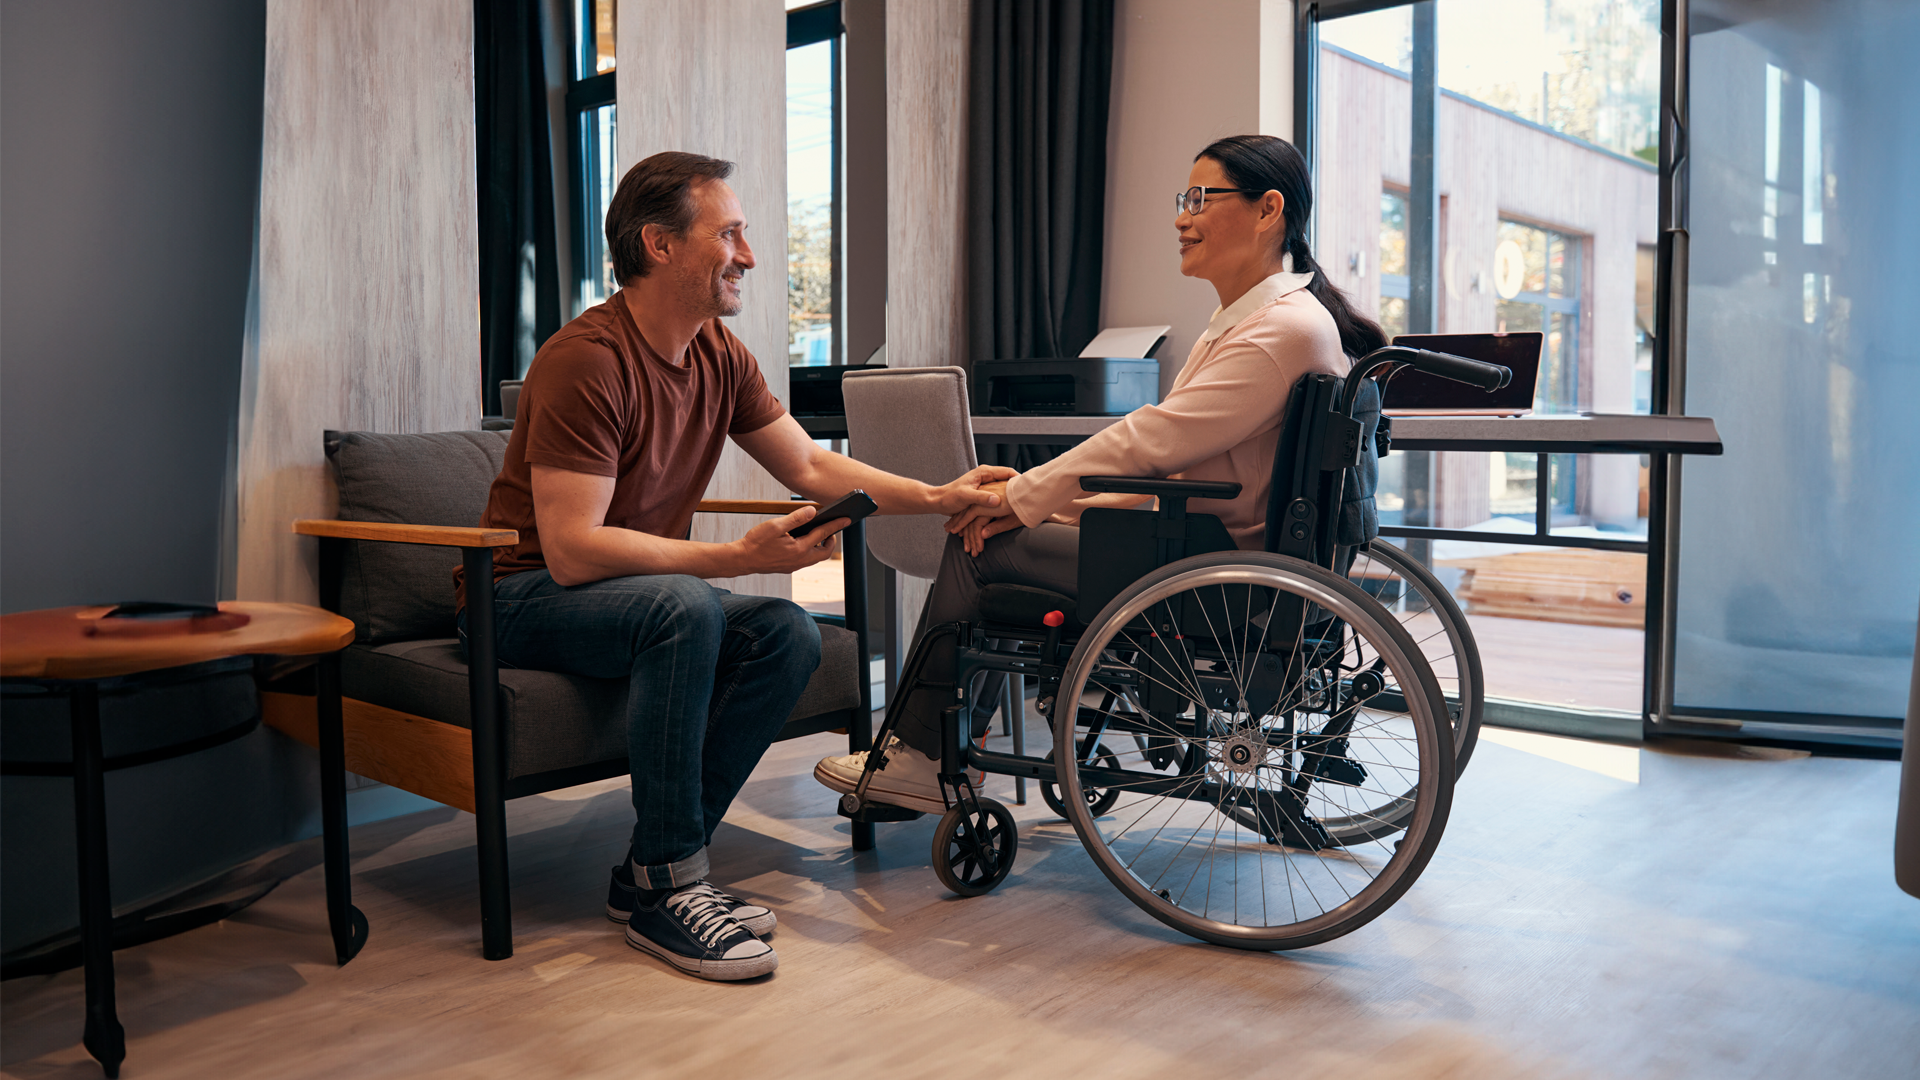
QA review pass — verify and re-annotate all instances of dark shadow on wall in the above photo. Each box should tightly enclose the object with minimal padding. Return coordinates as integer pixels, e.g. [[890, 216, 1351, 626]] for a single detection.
[[0, 0, 298, 954]]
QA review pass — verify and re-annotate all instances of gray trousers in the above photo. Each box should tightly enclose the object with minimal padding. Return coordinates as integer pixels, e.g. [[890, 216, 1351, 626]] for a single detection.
[[895, 523, 1080, 758]]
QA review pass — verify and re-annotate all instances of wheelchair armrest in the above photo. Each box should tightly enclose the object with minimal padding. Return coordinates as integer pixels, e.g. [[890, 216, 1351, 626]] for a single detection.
[[1079, 476, 1243, 501]]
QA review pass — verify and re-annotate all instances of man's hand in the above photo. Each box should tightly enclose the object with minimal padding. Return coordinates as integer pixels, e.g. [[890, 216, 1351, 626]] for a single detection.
[[945, 478, 1025, 555], [925, 465, 1019, 514], [731, 505, 848, 574], [944, 479, 1016, 531]]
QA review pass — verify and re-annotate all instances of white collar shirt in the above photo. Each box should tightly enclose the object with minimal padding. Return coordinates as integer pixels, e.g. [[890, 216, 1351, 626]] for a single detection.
[[1197, 262, 1316, 345]]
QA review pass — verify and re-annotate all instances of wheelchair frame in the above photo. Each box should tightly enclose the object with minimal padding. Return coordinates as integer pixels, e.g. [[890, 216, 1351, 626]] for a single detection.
[[838, 346, 1511, 948]]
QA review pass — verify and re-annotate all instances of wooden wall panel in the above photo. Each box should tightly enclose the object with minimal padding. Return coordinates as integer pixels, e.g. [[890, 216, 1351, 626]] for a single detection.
[[885, 0, 970, 374], [618, 0, 791, 599], [884, 0, 972, 625], [238, 0, 480, 603]]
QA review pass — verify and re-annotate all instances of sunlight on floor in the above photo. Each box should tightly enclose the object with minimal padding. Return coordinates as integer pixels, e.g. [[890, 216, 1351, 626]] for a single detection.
[[791, 556, 843, 611], [1478, 727, 1640, 783]]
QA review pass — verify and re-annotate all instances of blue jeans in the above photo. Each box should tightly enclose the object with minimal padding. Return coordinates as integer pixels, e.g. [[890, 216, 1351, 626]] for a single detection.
[[462, 570, 821, 888]]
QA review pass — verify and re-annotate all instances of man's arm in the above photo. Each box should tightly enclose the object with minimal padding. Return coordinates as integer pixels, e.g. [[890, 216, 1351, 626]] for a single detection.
[[532, 464, 842, 586], [732, 413, 1014, 516]]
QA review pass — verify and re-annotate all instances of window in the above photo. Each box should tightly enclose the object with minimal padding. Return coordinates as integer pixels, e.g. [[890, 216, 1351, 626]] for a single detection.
[[1493, 219, 1581, 414], [568, 0, 617, 314], [1309, 0, 1663, 716], [786, 2, 841, 367], [1672, 2, 1918, 736], [1378, 189, 1409, 340]]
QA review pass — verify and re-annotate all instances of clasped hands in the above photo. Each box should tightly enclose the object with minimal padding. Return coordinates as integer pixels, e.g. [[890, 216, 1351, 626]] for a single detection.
[[943, 471, 1024, 557]]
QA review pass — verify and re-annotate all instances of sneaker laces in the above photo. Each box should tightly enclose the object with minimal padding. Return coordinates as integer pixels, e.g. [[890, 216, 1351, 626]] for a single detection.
[[665, 882, 744, 949]]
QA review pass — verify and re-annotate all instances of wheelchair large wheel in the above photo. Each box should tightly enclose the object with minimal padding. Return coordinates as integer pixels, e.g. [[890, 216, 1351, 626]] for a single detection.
[[1054, 551, 1454, 951], [1346, 541, 1484, 774]]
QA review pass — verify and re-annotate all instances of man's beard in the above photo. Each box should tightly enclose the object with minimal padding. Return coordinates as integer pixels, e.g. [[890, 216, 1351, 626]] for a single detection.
[[677, 261, 744, 319]]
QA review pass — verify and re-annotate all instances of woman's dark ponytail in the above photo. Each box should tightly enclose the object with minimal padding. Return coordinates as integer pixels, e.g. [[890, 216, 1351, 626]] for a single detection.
[[1197, 135, 1388, 360]]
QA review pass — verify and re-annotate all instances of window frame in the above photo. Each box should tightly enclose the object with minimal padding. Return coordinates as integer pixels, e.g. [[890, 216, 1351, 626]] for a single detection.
[[566, 1, 617, 315], [787, 1, 845, 368]]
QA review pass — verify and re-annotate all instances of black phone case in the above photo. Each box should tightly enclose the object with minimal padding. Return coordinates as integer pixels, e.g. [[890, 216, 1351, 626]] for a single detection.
[[791, 491, 877, 536]]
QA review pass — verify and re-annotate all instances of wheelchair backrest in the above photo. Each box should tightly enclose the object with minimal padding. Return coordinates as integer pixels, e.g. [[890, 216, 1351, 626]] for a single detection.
[[1263, 372, 1383, 570], [1073, 371, 1383, 626]]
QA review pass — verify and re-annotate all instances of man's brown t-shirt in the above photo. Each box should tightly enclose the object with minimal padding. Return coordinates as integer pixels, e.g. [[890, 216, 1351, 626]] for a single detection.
[[455, 290, 786, 608]]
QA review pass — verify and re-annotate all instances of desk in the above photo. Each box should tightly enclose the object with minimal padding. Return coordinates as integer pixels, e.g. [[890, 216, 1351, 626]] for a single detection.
[[960, 411, 1726, 455], [840, 412, 1723, 697], [0, 602, 358, 1079]]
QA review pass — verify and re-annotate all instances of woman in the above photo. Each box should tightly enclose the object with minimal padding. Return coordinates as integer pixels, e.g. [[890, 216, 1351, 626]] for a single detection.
[[814, 134, 1388, 812]]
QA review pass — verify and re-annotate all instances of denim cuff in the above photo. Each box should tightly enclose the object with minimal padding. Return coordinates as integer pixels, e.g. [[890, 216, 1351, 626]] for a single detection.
[[633, 847, 709, 890]]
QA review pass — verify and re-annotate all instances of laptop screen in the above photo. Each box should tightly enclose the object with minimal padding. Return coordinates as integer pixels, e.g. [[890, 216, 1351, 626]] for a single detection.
[[1381, 332, 1544, 415]]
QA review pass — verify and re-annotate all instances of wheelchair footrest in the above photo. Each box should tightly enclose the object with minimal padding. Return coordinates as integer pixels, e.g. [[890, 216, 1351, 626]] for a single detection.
[[836, 798, 924, 824]]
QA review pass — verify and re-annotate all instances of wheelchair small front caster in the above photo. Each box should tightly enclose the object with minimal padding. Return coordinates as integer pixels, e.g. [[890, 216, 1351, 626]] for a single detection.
[[932, 797, 1018, 897], [1041, 743, 1122, 820]]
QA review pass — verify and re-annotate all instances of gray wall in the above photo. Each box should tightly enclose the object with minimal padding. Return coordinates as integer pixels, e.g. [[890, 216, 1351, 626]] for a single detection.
[[1101, 0, 1292, 398], [2, 0, 264, 612], [0, 0, 320, 955]]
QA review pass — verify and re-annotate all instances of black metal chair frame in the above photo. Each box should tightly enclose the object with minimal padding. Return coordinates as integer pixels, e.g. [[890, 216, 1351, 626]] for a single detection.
[[304, 516, 875, 962]]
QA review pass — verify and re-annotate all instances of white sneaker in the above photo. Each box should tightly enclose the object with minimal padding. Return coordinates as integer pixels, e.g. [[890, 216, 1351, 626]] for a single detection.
[[814, 737, 978, 815]]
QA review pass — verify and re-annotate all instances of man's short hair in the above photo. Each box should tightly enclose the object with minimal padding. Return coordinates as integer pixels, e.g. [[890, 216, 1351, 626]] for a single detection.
[[605, 151, 736, 283]]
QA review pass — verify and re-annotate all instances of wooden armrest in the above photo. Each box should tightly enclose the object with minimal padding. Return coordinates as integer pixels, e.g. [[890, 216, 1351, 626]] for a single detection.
[[293, 520, 519, 548], [696, 499, 817, 515]]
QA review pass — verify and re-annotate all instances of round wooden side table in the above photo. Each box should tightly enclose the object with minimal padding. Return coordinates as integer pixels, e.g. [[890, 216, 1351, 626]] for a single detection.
[[0, 602, 359, 1079]]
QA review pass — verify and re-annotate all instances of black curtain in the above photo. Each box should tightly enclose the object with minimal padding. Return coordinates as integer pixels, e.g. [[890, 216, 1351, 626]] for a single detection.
[[967, 0, 1115, 369], [475, 0, 560, 417]]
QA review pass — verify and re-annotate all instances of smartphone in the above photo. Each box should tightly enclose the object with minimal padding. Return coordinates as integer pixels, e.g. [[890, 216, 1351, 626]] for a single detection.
[[791, 490, 878, 537]]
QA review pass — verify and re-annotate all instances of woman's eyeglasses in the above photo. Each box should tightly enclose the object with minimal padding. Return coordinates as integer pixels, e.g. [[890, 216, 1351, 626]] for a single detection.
[[1176, 186, 1258, 215]]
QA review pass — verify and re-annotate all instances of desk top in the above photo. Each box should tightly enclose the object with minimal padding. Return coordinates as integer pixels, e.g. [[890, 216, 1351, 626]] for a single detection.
[[972, 412, 1723, 454], [1386, 414, 1723, 454], [810, 411, 1724, 455], [0, 602, 354, 681]]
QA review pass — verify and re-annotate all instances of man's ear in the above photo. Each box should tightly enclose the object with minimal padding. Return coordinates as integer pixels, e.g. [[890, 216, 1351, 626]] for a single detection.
[[640, 222, 675, 267]]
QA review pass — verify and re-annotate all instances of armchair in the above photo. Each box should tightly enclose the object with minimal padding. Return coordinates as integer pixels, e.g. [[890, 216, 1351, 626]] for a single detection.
[[263, 430, 872, 960]]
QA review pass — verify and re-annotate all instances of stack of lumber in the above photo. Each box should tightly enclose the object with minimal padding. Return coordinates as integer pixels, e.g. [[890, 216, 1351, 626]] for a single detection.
[[1437, 549, 1647, 628]]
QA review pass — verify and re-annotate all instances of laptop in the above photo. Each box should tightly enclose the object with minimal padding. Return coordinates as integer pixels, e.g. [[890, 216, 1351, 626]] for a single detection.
[[1379, 332, 1543, 416]]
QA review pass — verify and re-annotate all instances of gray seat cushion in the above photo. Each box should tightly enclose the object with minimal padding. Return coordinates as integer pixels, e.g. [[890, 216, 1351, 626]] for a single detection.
[[326, 429, 510, 644], [341, 623, 862, 780]]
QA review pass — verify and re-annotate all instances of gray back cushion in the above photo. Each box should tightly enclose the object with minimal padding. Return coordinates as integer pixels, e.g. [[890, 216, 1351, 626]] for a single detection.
[[842, 367, 977, 578], [327, 430, 510, 643]]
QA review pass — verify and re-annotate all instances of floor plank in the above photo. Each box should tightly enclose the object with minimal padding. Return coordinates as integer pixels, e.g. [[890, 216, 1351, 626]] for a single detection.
[[3, 723, 1914, 1080]]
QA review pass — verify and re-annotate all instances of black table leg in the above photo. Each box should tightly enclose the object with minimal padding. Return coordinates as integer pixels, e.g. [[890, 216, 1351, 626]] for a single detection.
[[316, 652, 368, 964], [69, 682, 125, 1078]]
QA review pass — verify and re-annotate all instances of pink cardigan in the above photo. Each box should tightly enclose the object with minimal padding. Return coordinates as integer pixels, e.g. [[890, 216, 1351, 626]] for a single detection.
[[1003, 273, 1349, 550]]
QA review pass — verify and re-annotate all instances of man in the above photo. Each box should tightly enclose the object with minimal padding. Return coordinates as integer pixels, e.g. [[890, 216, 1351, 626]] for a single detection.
[[458, 151, 1010, 981]]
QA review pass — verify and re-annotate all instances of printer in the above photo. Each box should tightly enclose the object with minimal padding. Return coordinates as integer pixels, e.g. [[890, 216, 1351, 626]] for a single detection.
[[789, 362, 886, 417], [972, 325, 1170, 416]]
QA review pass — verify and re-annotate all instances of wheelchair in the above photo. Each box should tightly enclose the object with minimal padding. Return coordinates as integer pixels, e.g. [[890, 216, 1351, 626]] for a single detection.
[[838, 345, 1510, 950]]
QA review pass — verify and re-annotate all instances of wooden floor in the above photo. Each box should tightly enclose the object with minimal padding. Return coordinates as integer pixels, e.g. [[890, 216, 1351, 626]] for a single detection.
[[1467, 614, 1644, 713], [6, 725, 1913, 1080]]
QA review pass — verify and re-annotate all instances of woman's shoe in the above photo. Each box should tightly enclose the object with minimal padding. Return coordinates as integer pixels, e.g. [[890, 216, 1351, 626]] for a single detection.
[[813, 737, 977, 814]]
